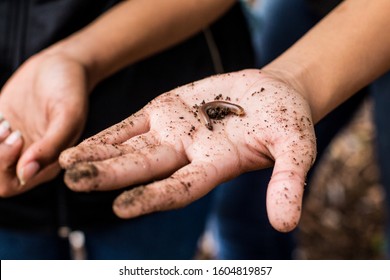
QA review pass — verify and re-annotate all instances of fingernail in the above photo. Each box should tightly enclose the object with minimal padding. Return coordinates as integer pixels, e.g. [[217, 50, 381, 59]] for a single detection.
[[4, 130, 21, 145], [0, 113, 4, 121], [18, 161, 40, 186], [0, 120, 10, 138]]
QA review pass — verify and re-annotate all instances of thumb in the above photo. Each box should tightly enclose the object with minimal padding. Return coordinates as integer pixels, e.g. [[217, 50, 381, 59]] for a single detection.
[[266, 143, 316, 232], [17, 117, 83, 185]]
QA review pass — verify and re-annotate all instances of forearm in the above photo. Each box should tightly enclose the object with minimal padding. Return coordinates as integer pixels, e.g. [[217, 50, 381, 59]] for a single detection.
[[263, 0, 390, 123], [45, 0, 235, 88]]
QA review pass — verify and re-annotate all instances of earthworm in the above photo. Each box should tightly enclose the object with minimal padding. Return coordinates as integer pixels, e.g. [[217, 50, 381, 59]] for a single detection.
[[199, 101, 245, 130]]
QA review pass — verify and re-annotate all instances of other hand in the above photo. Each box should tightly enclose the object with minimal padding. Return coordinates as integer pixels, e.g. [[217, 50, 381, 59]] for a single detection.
[[0, 52, 89, 196]]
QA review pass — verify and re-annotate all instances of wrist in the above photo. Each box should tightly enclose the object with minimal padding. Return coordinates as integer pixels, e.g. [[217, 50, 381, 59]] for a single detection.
[[261, 61, 323, 122], [42, 39, 102, 91]]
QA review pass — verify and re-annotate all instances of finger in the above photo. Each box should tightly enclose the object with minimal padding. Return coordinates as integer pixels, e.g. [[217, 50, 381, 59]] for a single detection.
[[0, 120, 11, 142], [59, 143, 132, 169], [113, 161, 220, 219], [59, 111, 150, 168], [1, 130, 23, 163], [24, 162, 61, 188], [0, 131, 24, 196], [59, 132, 157, 169], [63, 143, 188, 191], [266, 144, 316, 232], [81, 110, 150, 146], [16, 113, 81, 185]]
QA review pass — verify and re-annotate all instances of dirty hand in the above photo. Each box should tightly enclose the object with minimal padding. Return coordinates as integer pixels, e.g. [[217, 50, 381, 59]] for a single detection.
[[0, 52, 89, 196], [59, 69, 316, 232]]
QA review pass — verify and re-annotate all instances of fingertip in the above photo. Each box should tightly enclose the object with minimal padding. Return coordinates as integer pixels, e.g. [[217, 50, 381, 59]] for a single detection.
[[63, 162, 99, 191], [4, 130, 22, 146], [267, 206, 302, 233], [58, 147, 74, 169], [17, 161, 40, 186], [113, 187, 146, 219], [0, 120, 11, 140], [112, 203, 135, 219], [266, 178, 304, 233], [17, 143, 49, 175], [59, 146, 88, 169], [1, 130, 23, 164]]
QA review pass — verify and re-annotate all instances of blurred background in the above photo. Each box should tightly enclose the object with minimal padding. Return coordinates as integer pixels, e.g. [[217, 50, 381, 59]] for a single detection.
[[296, 98, 386, 259]]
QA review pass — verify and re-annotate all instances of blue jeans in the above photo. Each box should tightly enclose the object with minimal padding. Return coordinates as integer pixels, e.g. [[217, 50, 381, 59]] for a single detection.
[[0, 195, 213, 259], [210, 0, 366, 259]]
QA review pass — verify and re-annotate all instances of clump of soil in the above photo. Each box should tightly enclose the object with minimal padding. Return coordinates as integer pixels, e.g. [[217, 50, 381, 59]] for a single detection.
[[65, 163, 99, 183], [206, 106, 232, 120]]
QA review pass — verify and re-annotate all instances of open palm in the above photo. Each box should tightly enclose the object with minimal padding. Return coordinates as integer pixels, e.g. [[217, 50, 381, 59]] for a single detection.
[[60, 69, 316, 232]]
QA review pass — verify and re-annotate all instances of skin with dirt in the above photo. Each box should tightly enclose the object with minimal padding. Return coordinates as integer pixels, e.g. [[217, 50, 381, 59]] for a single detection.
[[59, 70, 316, 233], [65, 163, 99, 183]]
